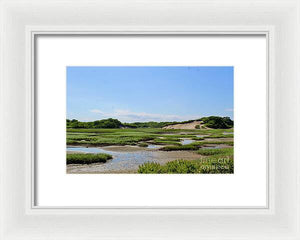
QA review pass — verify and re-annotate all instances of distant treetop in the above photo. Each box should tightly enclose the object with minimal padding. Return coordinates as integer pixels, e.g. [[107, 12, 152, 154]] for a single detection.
[[199, 116, 233, 129]]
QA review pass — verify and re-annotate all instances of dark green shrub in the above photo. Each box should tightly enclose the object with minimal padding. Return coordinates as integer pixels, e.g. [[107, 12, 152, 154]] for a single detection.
[[200, 116, 233, 129]]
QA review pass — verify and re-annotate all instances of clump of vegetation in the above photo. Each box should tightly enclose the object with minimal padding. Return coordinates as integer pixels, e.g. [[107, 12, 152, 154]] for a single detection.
[[162, 134, 195, 138], [201, 141, 234, 146], [191, 136, 205, 140], [67, 118, 123, 129], [137, 162, 165, 173], [138, 155, 233, 174], [67, 153, 112, 164], [164, 160, 198, 173], [222, 141, 234, 146], [160, 145, 199, 151], [139, 144, 234, 174], [138, 143, 148, 147], [197, 147, 233, 156], [195, 125, 200, 129], [138, 160, 196, 173], [160, 141, 234, 151], [152, 139, 181, 146], [200, 116, 233, 129], [205, 134, 233, 139]]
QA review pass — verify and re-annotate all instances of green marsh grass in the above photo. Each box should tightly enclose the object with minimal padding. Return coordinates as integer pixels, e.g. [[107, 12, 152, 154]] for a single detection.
[[204, 134, 234, 139], [138, 145, 234, 174], [160, 145, 199, 151], [197, 147, 233, 156], [138, 143, 149, 147], [67, 153, 112, 164], [138, 155, 233, 174], [152, 139, 181, 146], [191, 137, 205, 140], [160, 140, 234, 151], [67, 128, 234, 148]]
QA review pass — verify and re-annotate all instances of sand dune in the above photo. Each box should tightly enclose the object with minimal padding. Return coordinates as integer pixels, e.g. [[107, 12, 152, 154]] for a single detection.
[[163, 120, 208, 130]]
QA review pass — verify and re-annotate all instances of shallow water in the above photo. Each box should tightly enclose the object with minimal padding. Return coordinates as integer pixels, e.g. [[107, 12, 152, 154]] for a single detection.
[[147, 144, 161, 149], [181, 139, 195, 145], [67, 147, 107, 154], [67, 146, 200, 173], [223, 132, 233, 135], [67, 146, 151, 164]]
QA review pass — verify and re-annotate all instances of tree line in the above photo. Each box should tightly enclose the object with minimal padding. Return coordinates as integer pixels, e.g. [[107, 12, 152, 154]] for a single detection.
[[67, 116, 233, 129]]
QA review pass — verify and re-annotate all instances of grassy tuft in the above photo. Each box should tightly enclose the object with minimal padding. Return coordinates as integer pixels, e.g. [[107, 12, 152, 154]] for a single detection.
[[191, 137, 205, 141], [160, 140, 233, 151], [152, 139, 182, 145], [67, 153, 112, 164], [138, 143, 148, 147], [205, 134, 234, 139], [137, 162, 165, 173], [160, 145, 199, 151], [197, 148, 233, 156]]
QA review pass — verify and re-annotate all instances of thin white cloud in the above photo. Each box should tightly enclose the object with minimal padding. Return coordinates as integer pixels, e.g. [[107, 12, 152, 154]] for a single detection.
[[90, 109, 201, 123], [225, 108, 233, 112], [90, 109, 105, 114]]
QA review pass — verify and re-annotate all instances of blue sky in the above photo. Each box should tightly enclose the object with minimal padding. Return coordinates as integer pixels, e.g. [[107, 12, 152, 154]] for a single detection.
[[67, 66, 233, 122]]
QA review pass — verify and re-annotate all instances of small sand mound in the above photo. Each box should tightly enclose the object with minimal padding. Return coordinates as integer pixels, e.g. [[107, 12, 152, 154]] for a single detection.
[[163, 121, 208, 130]]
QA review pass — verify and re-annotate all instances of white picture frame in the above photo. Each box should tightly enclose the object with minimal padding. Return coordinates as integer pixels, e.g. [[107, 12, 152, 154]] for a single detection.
[[0, 0, 299, 239]]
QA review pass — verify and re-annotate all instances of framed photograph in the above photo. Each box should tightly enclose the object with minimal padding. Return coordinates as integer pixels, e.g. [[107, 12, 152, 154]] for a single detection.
[[1, 0, 299, 240], [65, 66, 234, 175]]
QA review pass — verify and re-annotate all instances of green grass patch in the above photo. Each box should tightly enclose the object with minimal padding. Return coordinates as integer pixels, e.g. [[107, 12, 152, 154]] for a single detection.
[[160, 141, 234, 151], [137, 162, 165, 173], [197, 147, 233, 156], [191, 137, 205, 140], [138, 143, 148, 147], [139, 145, 234, 174], [205, 134, 233, 138], [192, 140, 234, 146], [138, 156, 233, 174], [160, 145, 199, 151], [67, 153, 112, 164], [67, 132, 156, 146], [152, 139, 181, 145], [223, 129, 234, 133]]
